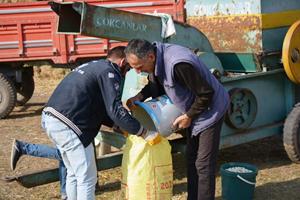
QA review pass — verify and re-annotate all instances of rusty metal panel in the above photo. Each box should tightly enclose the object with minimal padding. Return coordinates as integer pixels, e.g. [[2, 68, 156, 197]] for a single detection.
[[186, 0, 261, 16], [186, 0, 262, 53], [187, 15, 262, 53], [185, 0, 300, 53]]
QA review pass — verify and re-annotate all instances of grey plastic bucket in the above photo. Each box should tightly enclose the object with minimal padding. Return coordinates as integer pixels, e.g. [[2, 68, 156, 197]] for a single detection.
[[221, 162, 258, 200], [132, 95, 182, 137]]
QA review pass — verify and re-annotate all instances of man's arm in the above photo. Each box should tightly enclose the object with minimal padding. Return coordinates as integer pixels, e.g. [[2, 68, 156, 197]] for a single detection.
[[174, 62, 214, 119], [98, 68, 144, 135]]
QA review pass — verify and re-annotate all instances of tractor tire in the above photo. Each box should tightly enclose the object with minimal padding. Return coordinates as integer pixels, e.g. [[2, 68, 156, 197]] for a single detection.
[[283, 103, 300, 163], [0, 73, 16, 119], [16, 69, 35, 106]]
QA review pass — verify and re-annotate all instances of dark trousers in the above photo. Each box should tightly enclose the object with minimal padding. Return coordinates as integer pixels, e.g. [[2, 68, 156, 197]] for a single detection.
[[186, 118, 224, 200]]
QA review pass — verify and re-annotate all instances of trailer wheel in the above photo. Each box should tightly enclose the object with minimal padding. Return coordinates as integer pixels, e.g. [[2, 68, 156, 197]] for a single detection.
[[283, 103, 300, 163], [16, 69, 35, 106], [0, 73, 16, 119]]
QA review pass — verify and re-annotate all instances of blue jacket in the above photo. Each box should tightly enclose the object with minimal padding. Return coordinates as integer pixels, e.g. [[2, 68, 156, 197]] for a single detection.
[[45, 59, 143, 147]]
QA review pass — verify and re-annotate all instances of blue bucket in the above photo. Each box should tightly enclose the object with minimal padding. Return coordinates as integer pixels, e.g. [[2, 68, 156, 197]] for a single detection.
[[221, 162, 258, 200], [131, 95, 182, 137]]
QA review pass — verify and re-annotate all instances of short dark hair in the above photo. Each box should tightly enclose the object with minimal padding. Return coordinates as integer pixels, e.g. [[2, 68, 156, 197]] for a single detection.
[[107, 46, 126, 59], [124, 39, 155, 59]]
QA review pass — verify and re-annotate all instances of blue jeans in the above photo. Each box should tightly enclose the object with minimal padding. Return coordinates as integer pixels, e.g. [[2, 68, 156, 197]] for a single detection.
[[18, 141, 67, 196], [42, 112, 97, 200]]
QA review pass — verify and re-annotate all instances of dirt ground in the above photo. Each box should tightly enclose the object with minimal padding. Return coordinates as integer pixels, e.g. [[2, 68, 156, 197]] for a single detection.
[[1, 66, 300, 200]]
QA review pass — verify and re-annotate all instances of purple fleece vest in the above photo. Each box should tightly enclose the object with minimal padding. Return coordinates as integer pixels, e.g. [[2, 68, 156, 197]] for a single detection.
[[154, 42, 229, 136]]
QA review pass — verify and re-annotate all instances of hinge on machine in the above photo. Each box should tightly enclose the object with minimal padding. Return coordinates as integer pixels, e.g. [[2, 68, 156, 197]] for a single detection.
[[52, 47, 58, 55], [19, 49, 23, 57]]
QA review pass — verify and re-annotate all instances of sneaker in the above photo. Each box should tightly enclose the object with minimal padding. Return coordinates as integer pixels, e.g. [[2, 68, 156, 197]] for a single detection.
[[10, 139, 22, 170]]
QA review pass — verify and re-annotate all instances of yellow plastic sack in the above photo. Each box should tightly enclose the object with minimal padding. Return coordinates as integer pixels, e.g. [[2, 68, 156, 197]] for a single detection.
[[121, 135, 173, 200]]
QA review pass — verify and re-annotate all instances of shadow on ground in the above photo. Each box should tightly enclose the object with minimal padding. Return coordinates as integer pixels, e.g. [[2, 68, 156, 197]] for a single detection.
[[254, 178, 300, 200], [6, 102, 45, 119]]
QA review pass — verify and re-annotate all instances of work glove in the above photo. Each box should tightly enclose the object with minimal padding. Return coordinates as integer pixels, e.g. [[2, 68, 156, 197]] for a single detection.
[[141, 130, 161, 145]]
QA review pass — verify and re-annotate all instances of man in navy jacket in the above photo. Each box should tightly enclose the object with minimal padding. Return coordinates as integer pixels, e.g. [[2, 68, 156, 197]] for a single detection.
[[42, 46, 148, 200]]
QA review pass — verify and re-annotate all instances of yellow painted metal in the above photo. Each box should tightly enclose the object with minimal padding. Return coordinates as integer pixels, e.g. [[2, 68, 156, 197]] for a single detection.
[[282, 20, 300, 84], [262, 10, 300, 29]]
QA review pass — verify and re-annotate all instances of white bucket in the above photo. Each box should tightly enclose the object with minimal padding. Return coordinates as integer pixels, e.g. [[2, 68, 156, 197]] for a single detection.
[[132, 95, 183, 137]]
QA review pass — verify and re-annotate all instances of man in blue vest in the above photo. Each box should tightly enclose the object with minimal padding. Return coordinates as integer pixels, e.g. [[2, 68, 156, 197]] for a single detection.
[[42, 46, 151, 200], [125, 39, 229, 200]]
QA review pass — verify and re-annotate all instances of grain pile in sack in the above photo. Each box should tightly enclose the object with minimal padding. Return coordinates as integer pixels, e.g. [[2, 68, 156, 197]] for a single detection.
[[121, 134, 173, 200]]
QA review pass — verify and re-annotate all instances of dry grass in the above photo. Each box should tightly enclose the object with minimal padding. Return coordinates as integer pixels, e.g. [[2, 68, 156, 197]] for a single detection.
[[34, 66, 70, 80]]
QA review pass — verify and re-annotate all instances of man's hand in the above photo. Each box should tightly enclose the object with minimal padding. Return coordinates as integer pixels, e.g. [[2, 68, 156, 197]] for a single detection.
[[172, 114, 192, 130], [126, 93, 144, 110]]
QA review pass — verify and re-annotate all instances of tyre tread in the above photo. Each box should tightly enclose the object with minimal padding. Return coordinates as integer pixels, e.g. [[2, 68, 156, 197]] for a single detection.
[[0, 74, 16, 119], [283, 105, 300, 163]]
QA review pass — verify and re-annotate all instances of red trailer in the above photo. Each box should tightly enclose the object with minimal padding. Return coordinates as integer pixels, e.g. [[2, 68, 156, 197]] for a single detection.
[[0, 0, 185, 118]]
